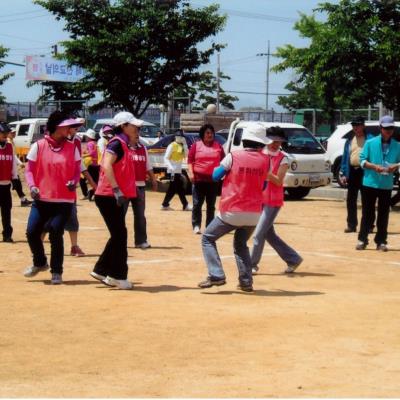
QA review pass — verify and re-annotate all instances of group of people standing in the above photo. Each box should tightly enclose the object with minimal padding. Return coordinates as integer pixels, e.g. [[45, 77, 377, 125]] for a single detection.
[[340, 115, 400, 251]]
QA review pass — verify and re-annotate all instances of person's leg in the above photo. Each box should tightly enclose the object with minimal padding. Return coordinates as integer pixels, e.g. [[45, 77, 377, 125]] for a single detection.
[[175, 174, 188, 208], [358, 186, 377, 245], [346, 168, 361, 230], [201, 217, 235, 280], [47, 203, 73, 275], [250, 205, 280, 269], [11, 177, 25, 198], [69, 231, 78, 247], [0, 185, 13, 240], [192, 182, 206, 229], [374, 189, 392, 246], [64, 203, 84, 255], [162, 175, 177, 207], [79, 177, 88, 198], [132, 186, 147, 246], [205, 182, 218, 227], [233, 226, 255, 288]]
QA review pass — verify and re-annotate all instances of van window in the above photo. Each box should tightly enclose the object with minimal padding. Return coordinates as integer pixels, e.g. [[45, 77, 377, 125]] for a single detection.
[[39, 124, 47, 135], [233, 128, 243, 146], [17, 124, 29, 136], [281, 128, 325, 154]]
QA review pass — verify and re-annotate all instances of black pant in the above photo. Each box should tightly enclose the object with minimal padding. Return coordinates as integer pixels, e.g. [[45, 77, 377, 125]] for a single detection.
[[80, 177, 88, 197], [94, 195, 128, 280], [192, 181, 219, 229], [0, 184, 12, 240], [88, 164, 100, 184], [358, 186, 392, 245], [346, 167, 364, 229], [162, 173, 188, 208], [12, 177, 26, 199]]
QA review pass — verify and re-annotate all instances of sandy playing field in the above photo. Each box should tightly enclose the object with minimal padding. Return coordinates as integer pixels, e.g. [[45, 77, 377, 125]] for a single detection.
[[1, 190, 400, 397]]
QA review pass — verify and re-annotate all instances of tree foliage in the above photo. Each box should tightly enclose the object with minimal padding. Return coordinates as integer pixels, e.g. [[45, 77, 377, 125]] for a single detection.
[[0, 45, 14, 104], [273, 0, 400, 121], [34, 0, 226, 116]]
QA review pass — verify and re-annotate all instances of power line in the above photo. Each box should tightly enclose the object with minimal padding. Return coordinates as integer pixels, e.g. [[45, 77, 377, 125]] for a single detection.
[[225, 90, 290, 96], [0, 14, 49, 23], [0, 10, 46, 18]]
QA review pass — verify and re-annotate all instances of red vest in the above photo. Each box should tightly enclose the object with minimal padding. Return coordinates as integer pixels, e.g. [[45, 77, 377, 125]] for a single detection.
[[219, 150, 268, 213], [192, 141, 223, 181], [34, 138, 77, 201], [263, 152, 285, 207], [0, 142, 13, 181], [96, 136, 137, 198], [131, 144, 147, 182]]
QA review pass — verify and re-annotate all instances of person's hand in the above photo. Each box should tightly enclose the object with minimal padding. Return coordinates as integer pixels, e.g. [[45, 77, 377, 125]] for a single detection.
[[30, 186, 40, 200], [374, 165, 386, 173], [188, 172, 194, 182], [66, 180, 76, 191], [388, 164, 399, 173], [112, 187, 128, 207]]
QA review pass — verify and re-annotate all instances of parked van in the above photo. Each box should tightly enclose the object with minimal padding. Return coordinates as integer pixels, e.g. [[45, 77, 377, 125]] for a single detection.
[[9, 118, 48, 159], [226, 120, 332, 199], [93, 118, 160, 146]]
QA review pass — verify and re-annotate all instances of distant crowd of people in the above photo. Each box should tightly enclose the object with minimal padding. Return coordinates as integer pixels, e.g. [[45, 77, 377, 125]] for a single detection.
[[0, 110, 399, 290]]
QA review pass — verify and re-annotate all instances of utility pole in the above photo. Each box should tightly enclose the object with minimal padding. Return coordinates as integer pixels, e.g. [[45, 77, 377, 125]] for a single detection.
[[51, 44, 58, 56], [256, 40, 271, 113], [216, 52, 221, 113]]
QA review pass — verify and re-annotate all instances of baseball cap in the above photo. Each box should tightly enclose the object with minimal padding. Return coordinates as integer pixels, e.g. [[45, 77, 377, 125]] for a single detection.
[[84, 128, 97, 140], [351, 116, 365, 126], [266, 126, 287, 142], [57, 118, 84, 127], [380, 115, 394, 128], [113, 111, 144, 127], [0, 122, 12, 133], [242, 123, 272, 145]]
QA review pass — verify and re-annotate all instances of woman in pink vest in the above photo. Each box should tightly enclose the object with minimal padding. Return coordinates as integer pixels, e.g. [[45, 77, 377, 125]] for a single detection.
[[188, 124, 225, 234], [90, 112, 138, 290], [0, 122, 18, 243], [250, 126, 303, 275], [23, 111, 82, 285], [126, 123, 157, 249], [198, 123, 269, 292]]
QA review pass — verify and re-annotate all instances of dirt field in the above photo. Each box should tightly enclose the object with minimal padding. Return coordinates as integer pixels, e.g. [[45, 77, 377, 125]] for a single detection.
[[1, 189, 400, 398]]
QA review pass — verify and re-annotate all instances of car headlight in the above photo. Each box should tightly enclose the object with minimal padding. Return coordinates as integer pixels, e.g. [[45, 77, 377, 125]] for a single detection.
[[325, 160, 331, 171], [290, 161, 298, 171]]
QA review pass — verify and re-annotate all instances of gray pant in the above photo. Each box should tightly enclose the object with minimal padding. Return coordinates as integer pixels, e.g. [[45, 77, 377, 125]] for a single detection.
[[251, 205, 301, 268], [201, 216, 255, 286]]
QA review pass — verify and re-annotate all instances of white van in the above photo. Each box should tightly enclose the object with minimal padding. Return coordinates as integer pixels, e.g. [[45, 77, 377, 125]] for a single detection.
[[226, 119, 332, 199], [93, 118, 160, 146], [9, 118, 48, 159]]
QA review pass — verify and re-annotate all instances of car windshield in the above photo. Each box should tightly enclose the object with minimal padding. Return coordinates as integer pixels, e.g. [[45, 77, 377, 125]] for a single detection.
[[281, 128, 326, 154]]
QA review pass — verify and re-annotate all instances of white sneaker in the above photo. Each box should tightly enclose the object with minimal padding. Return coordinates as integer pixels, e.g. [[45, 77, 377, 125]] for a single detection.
[[23, 264, 49, 277], [135, 242, 151, 249], [90, 271, 106, 281], [285, 258, 303, 274], [102, 276, 133, 290], [193, 226, 201, 234], [161, 205, 173, 211], [183, 204, 193, 211]]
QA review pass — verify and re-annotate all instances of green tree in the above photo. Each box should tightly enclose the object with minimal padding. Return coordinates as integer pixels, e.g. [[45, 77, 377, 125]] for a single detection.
[[0, 46, 14, 104], [273, 0, 400, 126], [34, 0, 226, 116]]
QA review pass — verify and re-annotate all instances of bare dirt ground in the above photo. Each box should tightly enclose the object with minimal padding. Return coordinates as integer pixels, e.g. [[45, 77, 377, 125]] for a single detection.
[[1, 189, 400, 398]]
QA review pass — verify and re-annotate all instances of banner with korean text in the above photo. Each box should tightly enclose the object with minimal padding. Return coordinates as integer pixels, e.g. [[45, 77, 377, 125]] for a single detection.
[[25, 55, 85, 82]]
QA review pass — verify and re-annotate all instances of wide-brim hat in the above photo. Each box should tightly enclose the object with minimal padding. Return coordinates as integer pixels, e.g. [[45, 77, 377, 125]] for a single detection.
[[57, 118, 84, 128], [242, 123, 272, 145]]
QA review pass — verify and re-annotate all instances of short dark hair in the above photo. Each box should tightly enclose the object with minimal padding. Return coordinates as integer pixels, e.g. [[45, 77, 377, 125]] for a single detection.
[[199, 124, 215, 140], [46, 110, 73, 134], [242, 139, 265, 149]]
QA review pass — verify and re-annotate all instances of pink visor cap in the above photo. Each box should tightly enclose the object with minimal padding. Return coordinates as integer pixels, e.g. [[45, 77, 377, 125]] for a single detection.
[[57, 118, 84, 127]]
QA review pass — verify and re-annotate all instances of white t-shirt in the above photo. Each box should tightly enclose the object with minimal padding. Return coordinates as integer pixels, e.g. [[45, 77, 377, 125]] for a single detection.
[[27, 142, 81, 162]]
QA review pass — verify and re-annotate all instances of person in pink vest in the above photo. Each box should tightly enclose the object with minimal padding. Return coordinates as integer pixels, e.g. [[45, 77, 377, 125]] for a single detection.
[[82, 128, 100, 201], [198, 123, 270, 292], [0, 122, 18, 243], [23, 111, 82, 285], [90, 111, 138, 290], [250, 126, 303, 275], [126, 122, 157, 249], [188, 124, 225, 234]]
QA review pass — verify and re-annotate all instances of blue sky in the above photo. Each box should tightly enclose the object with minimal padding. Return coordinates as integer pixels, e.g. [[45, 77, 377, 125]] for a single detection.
[[0, 0, 336, 111]]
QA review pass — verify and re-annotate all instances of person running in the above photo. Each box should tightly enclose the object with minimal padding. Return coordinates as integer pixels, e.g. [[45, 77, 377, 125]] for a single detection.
[[198, 123, 269, 292], [23, 111, 82, 284], [188, 124, 225, 234], [90, 111, 138, 290], [0, 122, 18, 243], [250, 126, 303, 275], [127, 118, 157, 249], [161, 129, 191, 211], [7, 129, 32, 207]]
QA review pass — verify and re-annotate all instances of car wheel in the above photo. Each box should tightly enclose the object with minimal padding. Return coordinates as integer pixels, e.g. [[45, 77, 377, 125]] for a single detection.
[[333, 157, 346, 188], [285, 187, 311, 200]]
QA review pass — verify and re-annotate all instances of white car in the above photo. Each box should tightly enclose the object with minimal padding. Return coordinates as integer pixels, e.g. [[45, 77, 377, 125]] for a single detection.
[[325, 121, 400, 183], [225, 120, 332, 199], [93, 118, 160, 146]]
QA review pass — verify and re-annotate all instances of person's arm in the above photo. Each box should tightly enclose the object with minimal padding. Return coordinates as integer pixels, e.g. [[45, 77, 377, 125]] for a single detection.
[[147, 170, 158, 191], [103, 151, 119, 188], [164, 143, 174, 172], [339, 141, 349, 184], [83, 170, 97, 190], [212, 166, 227, 181], [11, 154, 18, 180], [267, 163, 289, 186], [187, 143, 196, 182], [360, 141, 385, 173]]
